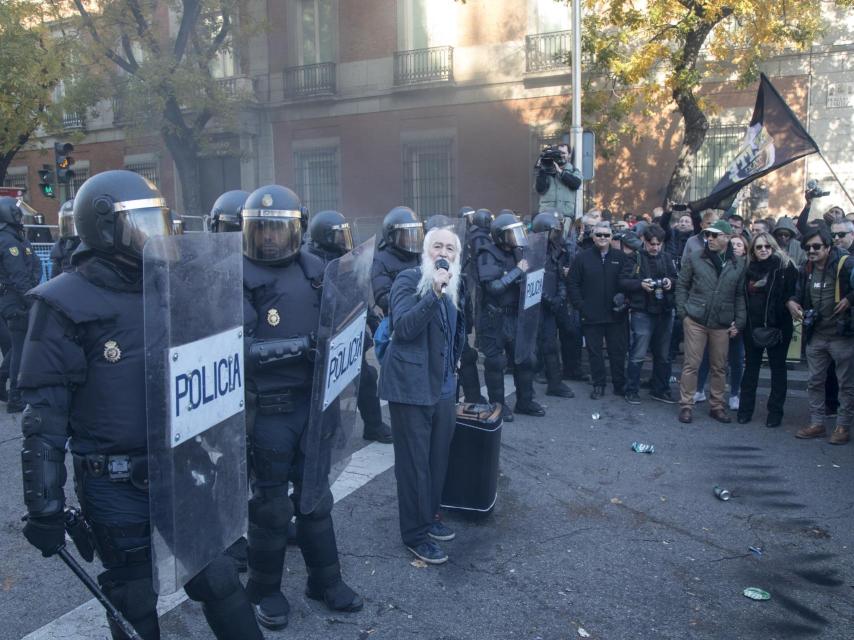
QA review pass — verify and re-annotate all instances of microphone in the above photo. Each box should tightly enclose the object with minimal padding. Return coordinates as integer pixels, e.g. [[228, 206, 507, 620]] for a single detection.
[[435, 258, 450, 290]]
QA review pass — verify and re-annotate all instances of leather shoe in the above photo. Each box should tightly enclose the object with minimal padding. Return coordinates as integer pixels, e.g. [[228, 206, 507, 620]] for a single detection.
[[590, 385, 605, 400], [678, 407, 692, 423], [795, 424, 826, 439], [499, 404, 514, 423], [515, 400, 545, 417], [363, 422, 393, 444], [736, 415, 751, 424], [829, 426, 849, 445], [709, 409, 732, 424], [546, 383, 575, 398], [765, 415, 782, 428]]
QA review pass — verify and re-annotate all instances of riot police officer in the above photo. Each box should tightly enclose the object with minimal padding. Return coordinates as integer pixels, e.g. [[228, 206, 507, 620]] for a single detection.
[[305, 210, 392, 444], [210, 190, 249, 233], [453, 207, 486, 403], [50, 199, 80, 278], [371, 206, 424, 317], [17, 171, 263, 640], [477, 212, 545, 421], [242, 187, 362, 630], [469, 209, 494, 257], [532, 212, 575, 398], [0, 197, 42, 412]]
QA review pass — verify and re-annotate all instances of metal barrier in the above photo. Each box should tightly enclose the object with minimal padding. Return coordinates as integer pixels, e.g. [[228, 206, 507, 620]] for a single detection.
[[31, 242, 55, 283]]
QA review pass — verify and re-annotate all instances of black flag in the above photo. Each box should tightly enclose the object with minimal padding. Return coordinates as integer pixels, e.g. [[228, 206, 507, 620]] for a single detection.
[[689, 73, 820, 212]]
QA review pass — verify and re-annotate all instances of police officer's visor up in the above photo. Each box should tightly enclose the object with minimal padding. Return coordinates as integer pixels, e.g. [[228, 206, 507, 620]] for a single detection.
[[58, 202, 76, 238], [497, 221, 529, 248], [388, 222, 424, 253], [242, 208, 302, 262], [113, 197, 173, 256]]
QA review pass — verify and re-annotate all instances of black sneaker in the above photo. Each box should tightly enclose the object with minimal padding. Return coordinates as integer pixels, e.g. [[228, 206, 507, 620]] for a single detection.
[[427, 521, 456, 541], [407, 540, 448, 565], [624, 392, 642, 405], [253, 591, 290, 630], [650, 390, 677, 404]]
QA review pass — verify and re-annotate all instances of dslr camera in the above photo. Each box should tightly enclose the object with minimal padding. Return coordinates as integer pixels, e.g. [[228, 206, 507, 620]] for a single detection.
[[649, 278, 666, 301], [806, 179, 830, 199], [802, 308, 819, 329], [537, 146, 566, 173]]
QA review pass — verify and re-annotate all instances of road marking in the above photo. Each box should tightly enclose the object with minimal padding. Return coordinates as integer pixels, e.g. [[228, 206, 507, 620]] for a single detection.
[[22, 379, 507, 639]]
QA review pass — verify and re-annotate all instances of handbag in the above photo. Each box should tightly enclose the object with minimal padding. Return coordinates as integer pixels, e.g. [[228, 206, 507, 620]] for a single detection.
[[750, 269, 782, 348]]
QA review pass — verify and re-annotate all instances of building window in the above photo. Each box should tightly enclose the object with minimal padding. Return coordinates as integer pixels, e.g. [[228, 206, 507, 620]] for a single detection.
[[533, 0, 570, 33], [206, 14, 236, 78], [3, 172, 28, 194], [300, 0, 335, 65], [68, 167, 90, 199], [690, 124, 746, 206], [294, 148, 339, 213], [403, 139, 455, 218], [125, 161, 160, 187], [397, 0, 455, 50]]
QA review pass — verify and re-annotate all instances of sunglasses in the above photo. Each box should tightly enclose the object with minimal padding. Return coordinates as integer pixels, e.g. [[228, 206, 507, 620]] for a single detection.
[[594, 233, 612, 238], [805, 243, 826, 252], [703, 230, 722, 238], [753, 244, 772, 251], [832, 232, 851, 238]]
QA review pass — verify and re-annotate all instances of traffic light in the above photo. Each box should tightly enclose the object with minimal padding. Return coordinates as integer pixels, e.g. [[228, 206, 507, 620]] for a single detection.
[[38, 164, 56, 199], [54, 142, 75, 184]]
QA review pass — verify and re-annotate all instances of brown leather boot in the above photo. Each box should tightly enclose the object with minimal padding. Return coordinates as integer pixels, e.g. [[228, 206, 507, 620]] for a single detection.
[[795, 424, 826, 439], [678, 407, 692, 423], [709, 408, 732, 424], [829, 426, 849, 445]]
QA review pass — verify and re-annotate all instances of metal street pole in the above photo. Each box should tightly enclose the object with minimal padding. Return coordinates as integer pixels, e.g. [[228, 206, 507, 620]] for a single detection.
[[571, 0, 584, 218]]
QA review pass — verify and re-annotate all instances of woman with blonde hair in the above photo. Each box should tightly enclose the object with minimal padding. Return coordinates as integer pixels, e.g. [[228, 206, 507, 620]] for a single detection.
[[737, 232, 799, 427]]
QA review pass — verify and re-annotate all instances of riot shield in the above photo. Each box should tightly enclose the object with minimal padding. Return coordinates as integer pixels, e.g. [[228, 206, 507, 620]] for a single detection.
[[514, 231, 548, 365], [301, 237, 376, 514], [144, 233, 248, 595]]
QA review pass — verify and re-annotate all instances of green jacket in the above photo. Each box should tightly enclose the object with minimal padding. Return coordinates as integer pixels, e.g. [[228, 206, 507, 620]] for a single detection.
[[676, 247, 747, 330]]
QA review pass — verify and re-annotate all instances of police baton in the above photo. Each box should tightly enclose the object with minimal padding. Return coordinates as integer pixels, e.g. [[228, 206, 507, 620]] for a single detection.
[[56, 547, 144, 640]]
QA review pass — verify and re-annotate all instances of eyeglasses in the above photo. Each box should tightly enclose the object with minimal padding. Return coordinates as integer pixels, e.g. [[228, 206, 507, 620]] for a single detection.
[[703, 230, 721, 238], [805, 243, 826, 252], [753, 244, 772, 252], [594, 233, 612, 238], [832, 232, 851, 239]]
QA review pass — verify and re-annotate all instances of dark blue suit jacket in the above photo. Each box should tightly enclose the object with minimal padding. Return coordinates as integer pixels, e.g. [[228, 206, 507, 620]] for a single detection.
[[378, 267, 466, 406]]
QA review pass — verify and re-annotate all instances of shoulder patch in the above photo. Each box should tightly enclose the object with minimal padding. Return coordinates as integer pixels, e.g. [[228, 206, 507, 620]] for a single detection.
[[9, 246, 19, 256]]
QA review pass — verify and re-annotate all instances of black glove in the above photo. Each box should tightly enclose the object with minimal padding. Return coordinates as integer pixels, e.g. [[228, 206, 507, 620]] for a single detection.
[[23, 512, 65, 557]]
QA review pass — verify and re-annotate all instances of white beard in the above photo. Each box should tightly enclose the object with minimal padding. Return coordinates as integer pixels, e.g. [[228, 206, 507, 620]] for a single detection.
[[416, 254, 461, 308]]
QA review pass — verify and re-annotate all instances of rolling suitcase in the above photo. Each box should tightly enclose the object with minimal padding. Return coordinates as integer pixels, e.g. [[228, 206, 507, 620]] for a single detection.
[[440, 403, 503, 514]]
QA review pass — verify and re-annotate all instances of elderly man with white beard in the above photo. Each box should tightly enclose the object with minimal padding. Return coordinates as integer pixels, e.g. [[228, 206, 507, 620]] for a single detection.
[[378, 227, 466, 565]]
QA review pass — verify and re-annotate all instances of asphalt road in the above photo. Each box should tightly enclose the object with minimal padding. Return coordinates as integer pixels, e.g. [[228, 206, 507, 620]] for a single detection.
[[1, 374, 852, 640]]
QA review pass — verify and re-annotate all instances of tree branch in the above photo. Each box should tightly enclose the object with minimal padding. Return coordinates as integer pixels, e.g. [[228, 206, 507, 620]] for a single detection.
[[121, 34, 139, 71], [71, 0, 136, 74], [204, 8, 231, 60], [126, 0, 161, 56], [174, 0, 202, 62]]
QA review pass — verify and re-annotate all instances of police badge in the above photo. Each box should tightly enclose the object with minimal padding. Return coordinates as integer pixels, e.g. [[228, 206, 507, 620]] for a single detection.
[[103, 340, 122, 363], [9, 247, 19, 256], [267, 308, 281, 327]]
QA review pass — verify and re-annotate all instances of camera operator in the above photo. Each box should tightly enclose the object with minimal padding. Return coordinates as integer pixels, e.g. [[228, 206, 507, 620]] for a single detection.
[[787, 225, 854, 445], [620, 224, 678, 404], [535, 143, 583, 222], [796, 179, 832, 237]]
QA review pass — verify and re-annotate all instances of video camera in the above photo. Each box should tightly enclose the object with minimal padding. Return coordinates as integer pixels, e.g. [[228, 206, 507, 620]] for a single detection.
[[806, 179, 830, 199], [536, 146, 566, 173]]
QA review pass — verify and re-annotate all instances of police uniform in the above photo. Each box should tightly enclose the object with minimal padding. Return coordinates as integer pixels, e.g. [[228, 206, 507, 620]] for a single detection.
[[456, 221, 486, 403], [0, 198, 43, 411], [18, 171, 262, 640], [49, 237, 81, 277], [241, 187, 362, 631]]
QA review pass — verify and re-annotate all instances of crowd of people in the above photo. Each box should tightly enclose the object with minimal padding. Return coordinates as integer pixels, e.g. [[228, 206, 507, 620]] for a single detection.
[[1, 149, 853, 639]]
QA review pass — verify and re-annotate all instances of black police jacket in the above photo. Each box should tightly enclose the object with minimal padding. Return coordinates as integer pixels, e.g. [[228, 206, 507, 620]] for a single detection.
[[618, 250, 678, 314], [567, 246, 627, 324], [0, 226, 41, 318], [243, 252, 324, 394], [19, 257, 147, 455], [50, 238, 80, 278], [371, 244, 418, 315], [477, 241, 521, 310]]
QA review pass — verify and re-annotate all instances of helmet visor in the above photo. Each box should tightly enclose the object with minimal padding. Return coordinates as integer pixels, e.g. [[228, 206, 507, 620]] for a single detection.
[[59, 212, 77, 238], [243, 215, 302, 263], [500, 222, 529, 249], [115, 201, 173, 258], [330, 223, 354, 253], [390, 223, 424, 254], [214, 214, 241, 233]]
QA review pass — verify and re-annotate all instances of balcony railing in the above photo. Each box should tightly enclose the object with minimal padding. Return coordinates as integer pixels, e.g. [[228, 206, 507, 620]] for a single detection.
[[525, 31, 571, 73], [62, 112, 83, 130], [393, 46, 453, 86], [283, 62, 337, 99], [216, 75, 255, 99]]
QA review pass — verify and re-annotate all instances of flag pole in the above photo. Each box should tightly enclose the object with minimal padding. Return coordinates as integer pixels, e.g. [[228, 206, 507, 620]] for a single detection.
[[818, 152, 854, 210]]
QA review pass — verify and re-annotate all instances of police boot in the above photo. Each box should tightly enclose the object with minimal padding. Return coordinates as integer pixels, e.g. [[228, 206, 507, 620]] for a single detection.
[[544, 353, 575, 398], [513, 367, 545, 417], [483, 366, 512, 422], [245, 490, 292, 630], [6, 388, 24, 413], [184, 556, 264, 640], [305, 562, 364, 612]]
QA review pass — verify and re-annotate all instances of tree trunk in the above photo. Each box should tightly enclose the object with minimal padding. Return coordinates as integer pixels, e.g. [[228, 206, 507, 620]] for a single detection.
[[162, 128, 202, 217], [663, 88, 708, 206], [0, 136, 29, 186]]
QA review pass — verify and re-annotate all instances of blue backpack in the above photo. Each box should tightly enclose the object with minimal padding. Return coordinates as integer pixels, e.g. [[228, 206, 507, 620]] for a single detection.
[[373, 316, 392, 364]]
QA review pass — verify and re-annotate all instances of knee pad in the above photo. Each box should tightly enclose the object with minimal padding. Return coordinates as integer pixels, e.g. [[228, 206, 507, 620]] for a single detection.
[[98, 569, 158, 627], [185, 555, 242, 603], [461, 345, 479, 366], [249, 489, 293, 532], [484, 353, 506, 374]]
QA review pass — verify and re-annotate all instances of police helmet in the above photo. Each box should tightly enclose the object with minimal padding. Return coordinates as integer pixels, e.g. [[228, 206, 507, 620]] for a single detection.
[[242, 185, 303, 264], [210, 190, 248, 233], [425, 214, 453, 233], [309, 210, 354, 255], [73, 170, 173, 263], [0, 197, 24, 230], [532, 211, 562, 243], [540, 206, 565, 227], [58, 199, 76, 239], [472, 208, 494, 230], [382, 206, 424, 254], [458, 206, 475, 224], [491, 212, 528, 249]]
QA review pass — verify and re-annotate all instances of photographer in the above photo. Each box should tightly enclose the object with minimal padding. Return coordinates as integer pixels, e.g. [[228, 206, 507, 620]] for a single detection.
[[786, 225, 854, 445], [620, 224, 678, 404], [536, 143, 583, 222]]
